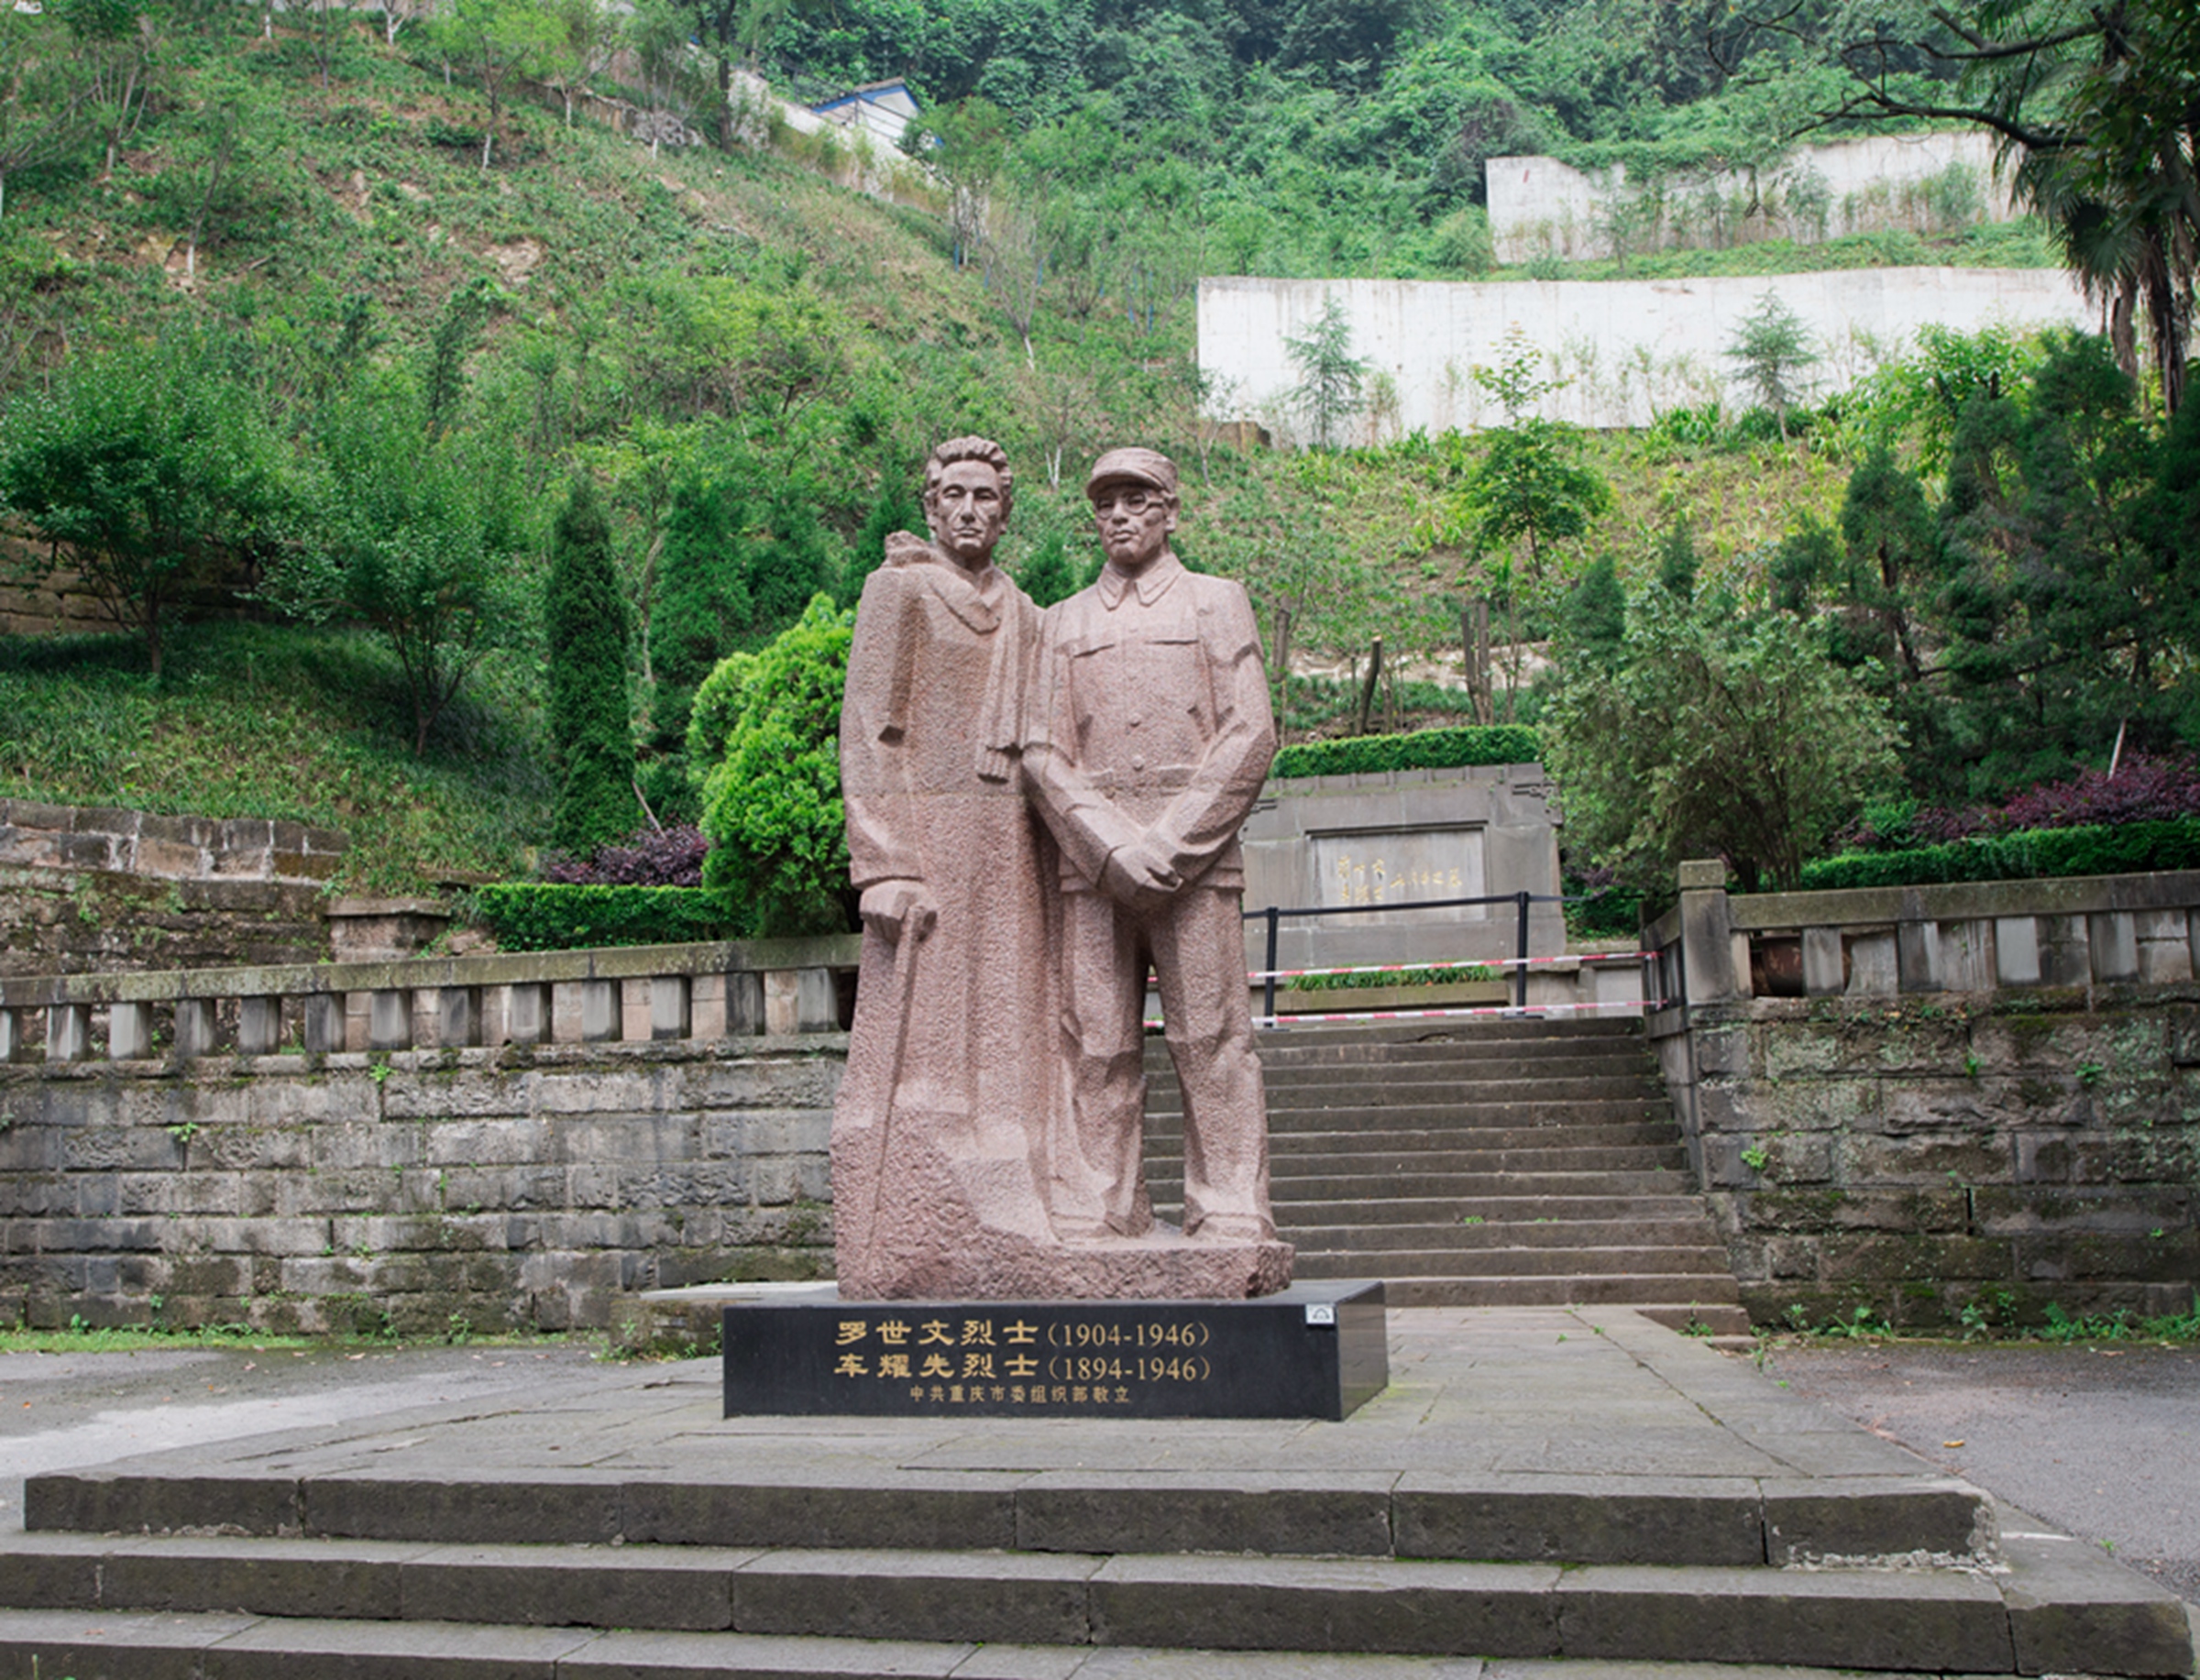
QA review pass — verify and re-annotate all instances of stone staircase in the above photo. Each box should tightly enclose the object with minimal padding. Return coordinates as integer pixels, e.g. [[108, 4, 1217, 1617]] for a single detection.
[[1148, 1016, 1753, 1334], [5, 1312, 2194, 1678]]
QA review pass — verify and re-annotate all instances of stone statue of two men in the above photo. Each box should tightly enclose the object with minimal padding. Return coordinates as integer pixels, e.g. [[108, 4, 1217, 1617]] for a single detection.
[[833, 438, 1292, 1301]]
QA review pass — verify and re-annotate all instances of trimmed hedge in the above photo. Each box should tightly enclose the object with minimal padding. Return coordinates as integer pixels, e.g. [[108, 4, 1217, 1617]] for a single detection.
[[471, 884, 736, 951], [1270, 725, 1541, 781], [1795, 817, 2200, 893]]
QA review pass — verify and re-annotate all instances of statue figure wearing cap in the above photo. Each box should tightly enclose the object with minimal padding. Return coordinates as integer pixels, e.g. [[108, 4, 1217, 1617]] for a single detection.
[[832, 436, 1062, 1297], [1025, 446, 1282, 1246]]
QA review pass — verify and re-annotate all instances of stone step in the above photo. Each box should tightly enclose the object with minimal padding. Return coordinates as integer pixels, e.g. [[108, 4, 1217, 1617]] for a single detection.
[[1259, 1169, 1698, 1200], [0, 1534, 2188, 1675], [1164, 1139, 1688, 1175], [24, 1465, 1974, 1566], [1150, 1076, 1669, 1108], [1150, 1103, 1679, 1138], [1155, 1050, 1664, 1085], [1281, 1220, 1731, 1254], [1311, 1271, 1752, 1312], [1257, 1122, 1688, 1154], [1276, 1193, 1724, 1226], [1286, 1246, 1740, 1281]]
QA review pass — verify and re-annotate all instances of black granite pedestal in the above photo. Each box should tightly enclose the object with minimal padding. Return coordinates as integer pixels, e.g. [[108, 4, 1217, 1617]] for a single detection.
[[723, 1280, 1386, 1422]]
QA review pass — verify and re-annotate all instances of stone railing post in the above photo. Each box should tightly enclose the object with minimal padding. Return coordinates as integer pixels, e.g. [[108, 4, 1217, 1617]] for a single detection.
[[0, 1005, 18, 1062], [175, 998, 218, 1058], [238, 996, 282, 1055], [368, 989, 412, 1051], [651, 974, 692, 1040], [438, 986, 480, 1049], [1676, 859, 1744, 1005], [505, 983, 548, 1046], [302, 993, 345, 1055], [108, 1000, 155, 1060], [47, 1003, 90, 1062], [581, 978, 622, 1043]]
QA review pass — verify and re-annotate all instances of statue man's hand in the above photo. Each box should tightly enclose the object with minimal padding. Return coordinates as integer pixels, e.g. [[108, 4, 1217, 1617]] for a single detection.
[[860, 879, 938, 943], [1101, 840, 1182, 911]]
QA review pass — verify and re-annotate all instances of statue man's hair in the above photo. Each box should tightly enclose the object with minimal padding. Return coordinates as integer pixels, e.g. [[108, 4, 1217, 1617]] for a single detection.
[[923, 436, 1014, 520]]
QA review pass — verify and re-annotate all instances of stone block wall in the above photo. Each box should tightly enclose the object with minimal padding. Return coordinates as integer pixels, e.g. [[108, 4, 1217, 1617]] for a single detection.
[[1647, 867, 2200, 1329], [0, 1038, 842, 1335], [0, 799, 344, 978]]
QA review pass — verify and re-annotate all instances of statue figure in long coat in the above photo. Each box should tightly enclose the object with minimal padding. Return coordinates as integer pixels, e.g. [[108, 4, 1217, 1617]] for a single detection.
[[832, 437, 1062, 1298]]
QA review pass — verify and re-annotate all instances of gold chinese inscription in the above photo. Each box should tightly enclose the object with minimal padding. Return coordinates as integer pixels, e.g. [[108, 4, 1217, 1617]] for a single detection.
[[830, 1314, 1218, 1405], [1329, 855, 1466, 907]]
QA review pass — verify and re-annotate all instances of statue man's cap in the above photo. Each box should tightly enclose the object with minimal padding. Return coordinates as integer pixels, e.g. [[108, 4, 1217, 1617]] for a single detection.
[[1085, 447, 1179, 501]]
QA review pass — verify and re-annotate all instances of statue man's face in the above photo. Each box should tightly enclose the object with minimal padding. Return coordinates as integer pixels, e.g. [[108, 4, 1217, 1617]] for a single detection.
[[926, 459, 1008, 572], [1090, 479, 1177, 576]]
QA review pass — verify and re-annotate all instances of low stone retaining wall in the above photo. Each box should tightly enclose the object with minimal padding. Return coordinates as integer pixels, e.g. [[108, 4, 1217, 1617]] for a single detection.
[[1647, 864, 2200, 1328], [0, 798, 346, 978], [0, 935, 862, 1334], [0, 1037, 842, 1335]]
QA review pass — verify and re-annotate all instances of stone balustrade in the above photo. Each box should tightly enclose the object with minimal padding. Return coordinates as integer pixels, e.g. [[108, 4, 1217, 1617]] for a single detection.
[[1641, 862, 2200, 1329], [0, 935, 864, 1066], [1644, 864, 2200, 1012]]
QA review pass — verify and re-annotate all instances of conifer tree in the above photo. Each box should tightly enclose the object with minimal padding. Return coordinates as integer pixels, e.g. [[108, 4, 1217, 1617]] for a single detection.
[[545, 477, 637, 855]]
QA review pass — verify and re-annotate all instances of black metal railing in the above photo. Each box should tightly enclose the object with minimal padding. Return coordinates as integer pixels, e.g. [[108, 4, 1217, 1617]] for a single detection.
[[1244, 890, 1559, 1024]]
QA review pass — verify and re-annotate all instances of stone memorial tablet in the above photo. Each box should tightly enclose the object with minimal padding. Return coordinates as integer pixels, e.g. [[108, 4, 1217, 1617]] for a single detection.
[[722, 1281, 1386, 1422]]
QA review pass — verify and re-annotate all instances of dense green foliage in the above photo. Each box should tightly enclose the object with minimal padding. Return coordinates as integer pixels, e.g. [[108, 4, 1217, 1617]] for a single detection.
[[1796, 818, 2200, 895], [1545, 585, 1902, 893], [0, 333, 294, 677], [0, 622, 549, 891], [696, 596, 854, 938], [468, 881, 732, 949], [1270, 724, 1539, 780], [0, 0, 2184, 911], [544, 478, 637, 853]]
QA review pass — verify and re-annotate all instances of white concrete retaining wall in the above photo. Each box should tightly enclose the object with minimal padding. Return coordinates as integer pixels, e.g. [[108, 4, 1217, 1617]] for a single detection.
[[1198, 269, 2096, 435], [1490, 131, 2018, 264]]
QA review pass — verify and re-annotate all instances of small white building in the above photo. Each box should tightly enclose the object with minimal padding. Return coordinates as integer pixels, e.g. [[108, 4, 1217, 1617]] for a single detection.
[[808, 80, 920, 152]]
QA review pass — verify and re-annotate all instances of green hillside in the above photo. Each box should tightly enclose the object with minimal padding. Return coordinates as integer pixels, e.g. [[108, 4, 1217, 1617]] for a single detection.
[[0, 2, 2182, 902]]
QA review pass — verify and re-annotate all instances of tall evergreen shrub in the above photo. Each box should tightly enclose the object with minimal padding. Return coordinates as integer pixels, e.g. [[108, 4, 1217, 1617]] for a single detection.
[[545, 478, 636, 854]]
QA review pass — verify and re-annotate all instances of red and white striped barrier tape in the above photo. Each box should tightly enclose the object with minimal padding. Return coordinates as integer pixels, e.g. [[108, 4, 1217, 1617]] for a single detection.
[[1245, 950, 1654, 983]]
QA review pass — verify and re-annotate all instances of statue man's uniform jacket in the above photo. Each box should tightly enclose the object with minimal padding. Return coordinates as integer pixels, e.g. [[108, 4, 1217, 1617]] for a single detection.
[[1027, 550, 1279, 1239], [834, 547, 1058, 1297]]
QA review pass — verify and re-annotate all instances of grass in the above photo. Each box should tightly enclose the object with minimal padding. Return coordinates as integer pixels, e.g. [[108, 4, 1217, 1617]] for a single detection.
[[1499, 218, 2063, 284], [1759, 1296, 2200, 1347], [0, 620, 550, 892]]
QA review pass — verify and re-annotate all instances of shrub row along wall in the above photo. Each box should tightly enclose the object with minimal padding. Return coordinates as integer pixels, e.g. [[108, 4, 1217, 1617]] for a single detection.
[[0, 1038, 842, 1334], [1648, 865, 2200, 1328], [0, 798, 345, 979]]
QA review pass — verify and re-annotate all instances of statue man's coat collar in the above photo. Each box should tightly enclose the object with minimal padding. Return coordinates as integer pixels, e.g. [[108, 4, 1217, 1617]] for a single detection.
[[1096, 550, 1183, 610], [917, 550, 1007, 633]]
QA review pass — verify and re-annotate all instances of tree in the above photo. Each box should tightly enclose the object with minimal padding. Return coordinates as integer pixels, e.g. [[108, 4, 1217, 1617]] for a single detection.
[[430, 0, 557, 170], [0, 11, 92, 225], [1285, 293, 1366, 449], [0, 335, 291, 678], [648, 467, 751, 747], [1018, 528, 1082, 608], [542, 0, 617, 126], [839, 461, 923, 610], [696, 595, 854, 937], [545, 477, 637, 853], [1756, 0, 2200, 413], [904, 96, 1012, 269], [626, 0, 694, 156], [271, 368, 524, 754], [1545, 586, 1902, 894], [1725, 290, 1818, 439]]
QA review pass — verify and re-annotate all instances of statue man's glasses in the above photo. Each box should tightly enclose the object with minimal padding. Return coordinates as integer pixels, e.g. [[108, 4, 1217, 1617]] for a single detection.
[[1093, 489, 1160, 515]]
